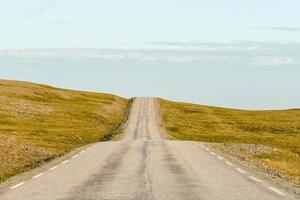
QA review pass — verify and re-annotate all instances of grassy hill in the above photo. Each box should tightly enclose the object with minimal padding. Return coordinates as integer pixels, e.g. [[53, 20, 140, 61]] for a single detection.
[[158, 99, 300, 183], [0, 80, 128, 182]]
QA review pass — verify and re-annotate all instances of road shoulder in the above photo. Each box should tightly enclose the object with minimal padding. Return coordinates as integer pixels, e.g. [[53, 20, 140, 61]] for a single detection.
[[208, 143, 300, 196], [111, 98, 135, 141], [0, 143, 92, 192], [153, 98, 174, 140]]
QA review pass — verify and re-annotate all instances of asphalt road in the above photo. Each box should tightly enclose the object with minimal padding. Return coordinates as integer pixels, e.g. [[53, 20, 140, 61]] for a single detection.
[[0, 97, 296, 200]]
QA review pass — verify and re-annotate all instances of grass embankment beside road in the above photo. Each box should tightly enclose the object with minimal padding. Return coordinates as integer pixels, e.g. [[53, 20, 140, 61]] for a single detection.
[[158, 98, 300, 186], [0, 80, 128, 182]]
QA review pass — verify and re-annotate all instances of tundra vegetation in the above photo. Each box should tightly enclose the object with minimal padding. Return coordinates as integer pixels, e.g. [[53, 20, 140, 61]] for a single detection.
[[159, 98, 300, 187], [0, 80, 128, 182]]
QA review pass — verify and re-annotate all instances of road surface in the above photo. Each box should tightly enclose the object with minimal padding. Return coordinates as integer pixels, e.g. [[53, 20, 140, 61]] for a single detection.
[[0, 97, 296, 200]]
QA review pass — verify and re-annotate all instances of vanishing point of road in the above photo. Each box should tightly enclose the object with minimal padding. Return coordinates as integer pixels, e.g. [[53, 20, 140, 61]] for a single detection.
[[0, 97, 296, 200]]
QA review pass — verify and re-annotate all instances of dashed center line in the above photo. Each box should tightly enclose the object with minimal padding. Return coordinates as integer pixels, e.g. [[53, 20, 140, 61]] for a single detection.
[[248, 176, 263, 183], [225, 161, 234, 166], [268, 187, 286, 196], [33, 173, 44, 179], [210, 152, 216, 155], [235, 168, 246, 174], [72, 154, 78, 159], [62, 160, 69, 164], [80, 150, 85, 154], [217, 156, 223, 160], [49, 166, 58, 171], [204, 148, 210, 151], [10, 182, 25, 190]]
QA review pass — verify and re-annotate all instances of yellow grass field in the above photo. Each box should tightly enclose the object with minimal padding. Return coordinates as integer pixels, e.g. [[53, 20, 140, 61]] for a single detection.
[[158, 98, 300, 184], [0, 80, 128, 182]]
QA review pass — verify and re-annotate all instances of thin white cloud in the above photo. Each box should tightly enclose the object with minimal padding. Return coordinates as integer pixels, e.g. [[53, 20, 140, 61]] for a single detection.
[[268, 27, 300, 32], [0, 49, 148, 60], [0, 42, 299, 65], [252, 57, 300, 66], [0, 48, 239, 62], [40, 20, 72, 24], [145, 41, 266, 51], [20, 0, 55, 21]]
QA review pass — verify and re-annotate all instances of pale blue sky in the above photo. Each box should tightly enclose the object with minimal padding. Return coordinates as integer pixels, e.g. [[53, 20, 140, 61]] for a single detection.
[[1, 0, 300, 47], [0, 0, 300, 109]]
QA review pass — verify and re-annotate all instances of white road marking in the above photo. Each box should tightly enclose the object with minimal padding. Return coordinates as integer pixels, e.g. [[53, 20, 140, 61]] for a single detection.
[[62, 160, 69, 164], [235, 168, 246, 174], [49, 166, 58, 171], [80, 150, 85, 154], [10, 182, 25, 189], [33, 173, 44, 179], [225, 161, 234, 166], [217, 156, 223, 160], [204, 148, 210, 151], [268, 187, 286, 196], [248, 176, 263, 183], [210, 152, 216, 155], [72, 154, 78, 159]]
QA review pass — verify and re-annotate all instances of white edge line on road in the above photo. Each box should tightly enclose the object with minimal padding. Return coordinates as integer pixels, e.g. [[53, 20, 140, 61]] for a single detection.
[[49, 166, 58, 171], [248, 176, 263, 183], [268, 187, 286, 196], [200, 146, 285, 196], [62, 160, 69, 164], [217, 156, 223, 160], [10, 182, 25, 190], [235, 168, 246, 174], [72, 154, 78, 159], [80, 150, 85, 154], [32, 173, 44, 179]]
